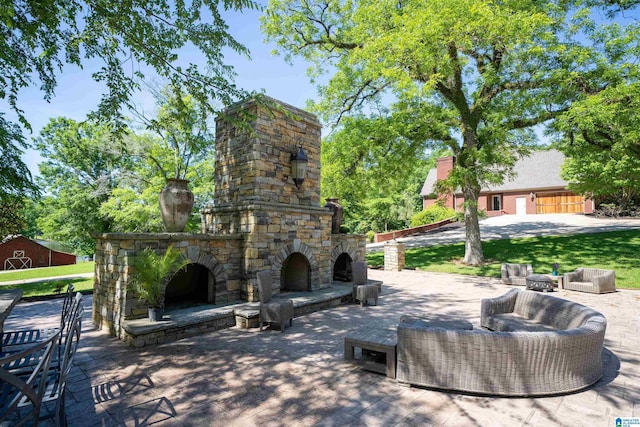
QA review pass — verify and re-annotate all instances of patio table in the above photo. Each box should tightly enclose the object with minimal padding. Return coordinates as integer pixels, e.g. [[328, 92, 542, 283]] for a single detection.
[[344, 326, 397, 378], [0, 289, 23, 333]]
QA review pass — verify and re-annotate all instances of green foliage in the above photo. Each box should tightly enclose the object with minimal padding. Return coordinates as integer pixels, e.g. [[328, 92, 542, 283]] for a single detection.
[[34, 118, 123, 253], [319, 114, 436, 234], [2, 0, 257, 135], [555, 82, 640, 208], [0, 114, 36, 200], [366, 230, 640, 289], [263, 0, 639, 265], [410, 204, 456, 228], [131, 85, 216, 180], [129, 245, 189, 308]]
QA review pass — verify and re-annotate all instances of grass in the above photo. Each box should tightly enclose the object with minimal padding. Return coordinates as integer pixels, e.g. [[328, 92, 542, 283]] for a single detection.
[[367, 230, 640, 289], [0, 278, 94, 298], [0, 262, 95, 298], [0, 262, 94, 282]]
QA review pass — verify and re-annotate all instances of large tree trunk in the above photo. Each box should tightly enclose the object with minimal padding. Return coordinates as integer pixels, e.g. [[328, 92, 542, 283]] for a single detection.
[[462, 183, 484, 266]]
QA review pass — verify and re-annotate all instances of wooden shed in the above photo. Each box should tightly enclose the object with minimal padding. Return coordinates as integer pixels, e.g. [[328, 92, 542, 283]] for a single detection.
[[0, 235, 76, 271]]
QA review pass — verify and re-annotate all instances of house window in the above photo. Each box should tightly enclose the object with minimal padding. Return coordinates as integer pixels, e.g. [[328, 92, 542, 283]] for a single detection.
[[492, 195, 502, 211]]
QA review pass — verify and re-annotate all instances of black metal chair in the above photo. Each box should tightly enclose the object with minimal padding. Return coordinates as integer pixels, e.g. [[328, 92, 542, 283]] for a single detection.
[[0, 331, 60, 426], [1, 284, 75, 349], [1, 293, 84, 426]]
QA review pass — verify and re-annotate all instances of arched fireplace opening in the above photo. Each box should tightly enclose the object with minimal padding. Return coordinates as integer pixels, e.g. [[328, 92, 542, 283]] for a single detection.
[[281, 252, 311, 292], [333, 253, 353, 282], [164, 263, 215, 310]]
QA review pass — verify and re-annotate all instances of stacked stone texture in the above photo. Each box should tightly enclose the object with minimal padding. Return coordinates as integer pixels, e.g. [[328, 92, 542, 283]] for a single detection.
[[384, 240, 406, 272], [92, 97, 369, 346]]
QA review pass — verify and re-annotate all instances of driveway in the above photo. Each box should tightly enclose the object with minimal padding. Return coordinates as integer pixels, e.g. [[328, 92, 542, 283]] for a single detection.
[[367, 213, 640, 251]]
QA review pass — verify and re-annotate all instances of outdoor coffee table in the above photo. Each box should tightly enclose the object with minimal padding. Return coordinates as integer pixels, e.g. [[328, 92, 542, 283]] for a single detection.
[[526, 274, 554, 292], [344, 326, 397, 378]]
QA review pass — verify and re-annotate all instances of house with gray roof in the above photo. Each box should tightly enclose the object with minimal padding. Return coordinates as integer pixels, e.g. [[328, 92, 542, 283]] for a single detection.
[[420, 150, 594, 216]]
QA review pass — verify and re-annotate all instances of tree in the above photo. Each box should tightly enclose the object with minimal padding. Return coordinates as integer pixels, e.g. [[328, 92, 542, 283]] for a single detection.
[[3, 0, 256, 132], [0, 114, 37, 238], [262, 0, 636, 265], [555, 82, 640, 209], [34, 118, 124, 253], [320, 114, 434, 233]]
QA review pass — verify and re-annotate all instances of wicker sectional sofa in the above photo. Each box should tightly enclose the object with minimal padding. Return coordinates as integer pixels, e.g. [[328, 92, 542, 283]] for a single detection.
[[564, 268, 616, 294], [501, 263, 533, 286], [396, 289, 606, 396]]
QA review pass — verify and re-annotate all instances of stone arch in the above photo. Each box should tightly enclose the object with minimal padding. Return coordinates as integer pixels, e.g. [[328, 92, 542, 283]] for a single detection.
[[273, 239, 319, 290], [331, 241, 360, 282], [162, 248, 229, 307], [185, 249, 229, 295], [331, 241, 361, 265]]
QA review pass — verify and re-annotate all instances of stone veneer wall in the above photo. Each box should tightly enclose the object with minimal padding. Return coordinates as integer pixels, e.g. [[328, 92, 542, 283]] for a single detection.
[[201, 97, 336, 301], [92, 233, 242, 338], [330, 234, 367, 268]]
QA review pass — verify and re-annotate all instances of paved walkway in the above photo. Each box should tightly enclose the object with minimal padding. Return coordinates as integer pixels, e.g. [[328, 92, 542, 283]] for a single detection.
[[367, 214, 640, 251], [5, 269, 639, 426]]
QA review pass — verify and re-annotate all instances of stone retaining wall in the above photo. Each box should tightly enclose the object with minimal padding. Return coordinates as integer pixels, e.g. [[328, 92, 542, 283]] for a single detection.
[[92, 233, 242, 339]]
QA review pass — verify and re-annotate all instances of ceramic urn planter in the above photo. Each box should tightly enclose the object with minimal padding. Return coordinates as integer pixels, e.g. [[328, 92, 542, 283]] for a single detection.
[[159, 178, 194, 232]]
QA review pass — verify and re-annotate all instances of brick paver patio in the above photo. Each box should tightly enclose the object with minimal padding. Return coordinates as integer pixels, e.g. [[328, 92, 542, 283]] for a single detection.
[[5, 269, 639, 426]]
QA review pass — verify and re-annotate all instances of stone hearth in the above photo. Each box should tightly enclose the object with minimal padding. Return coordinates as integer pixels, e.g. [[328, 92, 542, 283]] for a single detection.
[[92, 97, 368, 345]]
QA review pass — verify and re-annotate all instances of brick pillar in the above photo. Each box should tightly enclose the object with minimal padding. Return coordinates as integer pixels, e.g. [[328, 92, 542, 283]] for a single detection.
[[384, 240, 405, 271]]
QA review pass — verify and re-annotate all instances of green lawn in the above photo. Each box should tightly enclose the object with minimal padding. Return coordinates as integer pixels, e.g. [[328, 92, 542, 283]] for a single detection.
[[0, 278, 94, 298], [0, 262, 95, 298], [367, 230, 640, 289], [0, 262, 94, 283]]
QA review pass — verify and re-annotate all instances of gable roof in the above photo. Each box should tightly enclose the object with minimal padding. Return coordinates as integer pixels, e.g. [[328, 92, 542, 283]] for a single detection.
[[420, 149, 568, 196]]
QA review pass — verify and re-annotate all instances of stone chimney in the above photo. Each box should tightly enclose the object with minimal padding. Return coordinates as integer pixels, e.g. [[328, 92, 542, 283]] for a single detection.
[[436, 156, 456, 210], [436, 156, 455, 181]]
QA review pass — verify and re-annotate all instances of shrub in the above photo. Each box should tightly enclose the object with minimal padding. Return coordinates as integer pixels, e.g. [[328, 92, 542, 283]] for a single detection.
[[366, 230, 376, 243], [410, 204, 456, 227]]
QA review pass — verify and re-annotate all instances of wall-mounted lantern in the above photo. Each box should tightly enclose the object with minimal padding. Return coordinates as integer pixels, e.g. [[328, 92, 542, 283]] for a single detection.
[[530, 192, 536, 201], [290, 146, 308, 188]]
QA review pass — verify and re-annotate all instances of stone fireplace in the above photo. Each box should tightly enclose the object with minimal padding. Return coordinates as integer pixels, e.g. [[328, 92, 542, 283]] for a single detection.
[[92, 97, 367, 343]]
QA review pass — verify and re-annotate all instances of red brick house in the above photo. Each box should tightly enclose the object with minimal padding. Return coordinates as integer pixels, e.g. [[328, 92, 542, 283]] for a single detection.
[[420, 150, 594, 216], [0, 235, 76, 271]]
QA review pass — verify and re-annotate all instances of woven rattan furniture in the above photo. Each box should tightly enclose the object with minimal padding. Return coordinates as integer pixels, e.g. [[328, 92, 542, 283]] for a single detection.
[[501, 263, 533, 286], [257, 271, 293, 332], [354, 284, 378, 307], [396, 289, 606, 396], [525, 274, 554, 292], [564, 268, 616, 294], [344, 326, 397, 378]]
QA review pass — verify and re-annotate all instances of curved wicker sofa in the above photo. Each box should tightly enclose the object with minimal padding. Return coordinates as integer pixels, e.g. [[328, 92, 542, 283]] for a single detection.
[[396, 289, 606, 396]]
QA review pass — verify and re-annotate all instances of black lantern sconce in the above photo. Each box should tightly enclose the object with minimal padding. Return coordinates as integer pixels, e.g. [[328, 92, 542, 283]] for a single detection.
[[530, 192, 536, 201], [290, 146, 308, 188]]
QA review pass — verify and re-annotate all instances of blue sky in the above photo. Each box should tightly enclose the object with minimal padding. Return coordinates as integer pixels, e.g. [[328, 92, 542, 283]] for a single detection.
[[10, 6, 317, 177]]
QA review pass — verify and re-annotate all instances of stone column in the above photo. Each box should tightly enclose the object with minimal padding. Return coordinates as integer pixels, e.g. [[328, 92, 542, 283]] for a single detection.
[[384, 240, 405, 271]]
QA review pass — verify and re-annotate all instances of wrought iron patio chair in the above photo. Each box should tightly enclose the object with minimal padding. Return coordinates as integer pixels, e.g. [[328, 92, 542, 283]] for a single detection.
[[1, 284, 75, 349], [2, 293, 83, 376], [0, 331, 60, 426], [257, 271, 294, 333]]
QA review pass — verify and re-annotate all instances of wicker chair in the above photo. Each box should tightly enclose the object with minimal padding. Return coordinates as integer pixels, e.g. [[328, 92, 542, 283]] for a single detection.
[[397, 289, 606, 396], [256, 271, 294, 333], [501, 263, 533, 286], [350, 261, 378, 306], [564, 268, 616, 294]]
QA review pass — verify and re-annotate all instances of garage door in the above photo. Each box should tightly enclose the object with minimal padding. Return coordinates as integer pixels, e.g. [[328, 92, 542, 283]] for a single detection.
[[536, 192, 584, 214]]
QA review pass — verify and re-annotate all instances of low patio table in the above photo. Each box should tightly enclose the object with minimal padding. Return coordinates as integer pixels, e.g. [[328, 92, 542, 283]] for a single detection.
[[526, 274, 554, 292], [0, 289, 23, 333], [344, 326, 397, 378]]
